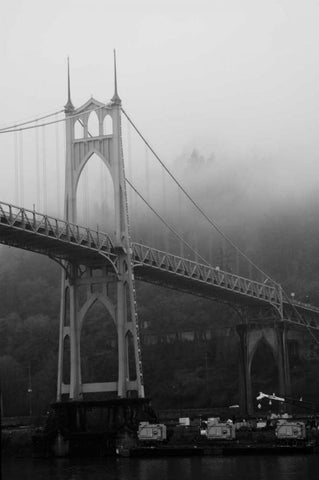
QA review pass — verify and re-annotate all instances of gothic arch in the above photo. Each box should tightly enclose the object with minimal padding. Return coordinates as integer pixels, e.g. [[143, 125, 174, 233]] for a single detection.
[[64, 286, 70, 326], [250, 336, 277, 368], [62, 334, 70, 384], [248, 330, 278, 372], [74, 120, 84, 139], [79, 293, 115, 332], [126, 329, 137, 381], [250, 336, 280, 406], [103, 114, 113, 135], [80, 298, 118, 384], [76, 150, 115, 232], [87, 110, 100, 137], [75, 149, 112, 193]]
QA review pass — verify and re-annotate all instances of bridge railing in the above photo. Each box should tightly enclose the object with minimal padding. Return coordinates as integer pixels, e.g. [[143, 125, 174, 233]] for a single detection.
[[0, 201, 114, 253], [132, 243, 282, 306]]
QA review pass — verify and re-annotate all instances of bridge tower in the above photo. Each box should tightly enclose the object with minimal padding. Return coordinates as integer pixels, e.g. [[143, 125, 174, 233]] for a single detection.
[[237, 321, 291, 415], [56, 57, 144, 401]]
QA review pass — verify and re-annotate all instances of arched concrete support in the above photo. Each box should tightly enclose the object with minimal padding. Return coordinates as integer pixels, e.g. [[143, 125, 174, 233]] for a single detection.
[[57, 264, 82, 400], [236, 324, 253, 416], [57, 87, 144, 401], [277, 322, 292, 399], [236, 322, 291, 416]]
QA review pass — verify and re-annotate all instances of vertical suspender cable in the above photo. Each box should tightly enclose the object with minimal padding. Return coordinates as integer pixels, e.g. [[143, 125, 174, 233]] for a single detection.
[[126, 119, 135, 235], [35, 120, 41, 210], [145, 144, 150, 201], [14, 127, 19, 204], [83, 168, 89, 226], [221, 238, 226, 270], [42, 126, 47, 213], [236, 249, 240, 275], [193, 230, 199, 262], [19, 131, 24, 205], [55, 115, 61, 217], [100, 156, 104, 225], [178, 187, 184, 257], [145, 144, 153, 245], [161, 167, 169, 251]]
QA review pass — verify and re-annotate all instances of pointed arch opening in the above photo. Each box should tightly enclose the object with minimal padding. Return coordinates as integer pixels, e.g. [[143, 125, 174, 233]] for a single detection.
[[87, 111, 100, 137], [125, 282, 132, 323], [64, 287, 70, 326], [126, 330, 137, 381], [76, 153, 115, 234], [251, 339, 279, 413], [103, 114, 113, 135], [80, 300, 118, 385], [62, 335, 70, 384], [74, 120, 84, 139]]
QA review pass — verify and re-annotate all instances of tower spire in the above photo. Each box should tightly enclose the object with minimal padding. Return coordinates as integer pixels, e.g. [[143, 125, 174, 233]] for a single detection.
[[64, 57, 74, 113], [111, 49, 121, 105]]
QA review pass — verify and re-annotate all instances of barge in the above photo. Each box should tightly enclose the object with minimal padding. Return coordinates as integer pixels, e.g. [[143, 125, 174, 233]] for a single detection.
[[31, 400, 319, 458]]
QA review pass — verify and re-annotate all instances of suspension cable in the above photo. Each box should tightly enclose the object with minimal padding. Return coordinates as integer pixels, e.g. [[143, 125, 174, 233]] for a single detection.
[[55, 114, 61, 216], [13, 127, 19, 204], [42, 126, 47, 212], [122, 108, 277, 285], [281, 290, 319, 345], [18, 130, 24, 205], [125, 112, 319, 346], [126, 178, 210, 266], [0, 109, 64, 132], [35, 120, 41, 210], [0, 104, 107, 134]]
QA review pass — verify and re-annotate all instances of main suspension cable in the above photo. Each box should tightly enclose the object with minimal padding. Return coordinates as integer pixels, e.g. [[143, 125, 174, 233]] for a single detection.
[[281, 290, 319, 345], [126, 178, 210, 266], [0, 109, 64, 132], [122, 111, 319, 345], [0, 104, 107, 134], [122, 108, 277, 285]]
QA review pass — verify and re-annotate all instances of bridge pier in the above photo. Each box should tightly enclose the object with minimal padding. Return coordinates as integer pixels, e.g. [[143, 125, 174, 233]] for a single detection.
[[56, 62, 144, 402], [68, 268, 82, 400], [237, 321, 291, 416], [237, 324, 253, 416]]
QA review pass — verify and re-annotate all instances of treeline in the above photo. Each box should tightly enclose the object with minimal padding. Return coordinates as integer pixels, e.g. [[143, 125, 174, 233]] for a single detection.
[[1, 151, 319, 414], [0, 250, 60, 416]]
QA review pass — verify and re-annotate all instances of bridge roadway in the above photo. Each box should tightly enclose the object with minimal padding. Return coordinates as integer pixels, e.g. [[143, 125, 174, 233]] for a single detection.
[[0, 201, 318, 328]]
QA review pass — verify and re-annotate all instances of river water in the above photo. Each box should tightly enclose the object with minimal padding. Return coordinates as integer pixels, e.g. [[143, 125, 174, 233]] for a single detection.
[[2, 455, 319, 480]]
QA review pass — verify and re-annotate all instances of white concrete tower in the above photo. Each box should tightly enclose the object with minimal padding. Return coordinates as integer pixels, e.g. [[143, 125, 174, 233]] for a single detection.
[[57, 54, 144, 401]]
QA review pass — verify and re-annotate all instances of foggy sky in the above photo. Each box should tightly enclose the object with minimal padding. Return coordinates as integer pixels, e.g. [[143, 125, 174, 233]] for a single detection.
[[1, 0, 319, 226]]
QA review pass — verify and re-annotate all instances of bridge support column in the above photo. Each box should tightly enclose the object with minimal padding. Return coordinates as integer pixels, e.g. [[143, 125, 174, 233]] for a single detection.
[[236, 324, 253, 416], [68, 268, 82, 400], [56, 63, 144, 403], [277, 322, 291, 399], [117, 276, 127, 398], [236, 321, 291, 416], [57, 264, 83, 401]]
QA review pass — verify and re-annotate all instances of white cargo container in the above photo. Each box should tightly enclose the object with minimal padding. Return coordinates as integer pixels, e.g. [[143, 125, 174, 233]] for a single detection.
[[275, 422, 306, 440], [179, 417, 190, 426], [207, 422, 236, 440], [138, 422, 167, 441]]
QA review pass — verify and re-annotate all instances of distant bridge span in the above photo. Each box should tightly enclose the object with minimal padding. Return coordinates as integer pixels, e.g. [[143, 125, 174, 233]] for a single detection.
[[0, 200, 318, 329]]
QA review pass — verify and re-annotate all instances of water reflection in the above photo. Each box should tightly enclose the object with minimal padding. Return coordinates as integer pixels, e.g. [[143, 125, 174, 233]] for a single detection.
[[2, 455, 319, 480]]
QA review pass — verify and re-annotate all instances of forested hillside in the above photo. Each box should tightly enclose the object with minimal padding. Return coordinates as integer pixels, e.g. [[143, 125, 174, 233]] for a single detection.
[[1, 151, 319, 416]]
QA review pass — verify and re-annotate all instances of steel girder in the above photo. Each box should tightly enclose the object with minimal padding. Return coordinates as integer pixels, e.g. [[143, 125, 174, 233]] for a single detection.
[[1, 200, 319, 329]]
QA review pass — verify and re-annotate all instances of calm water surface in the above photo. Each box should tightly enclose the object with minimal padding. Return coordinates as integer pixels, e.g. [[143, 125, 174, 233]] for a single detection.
[[3, 455, 319, 480]]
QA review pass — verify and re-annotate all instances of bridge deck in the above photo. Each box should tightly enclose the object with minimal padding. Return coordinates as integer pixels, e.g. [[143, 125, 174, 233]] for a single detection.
[[0, 202, 115, 264], [1, 201, 319, 322]]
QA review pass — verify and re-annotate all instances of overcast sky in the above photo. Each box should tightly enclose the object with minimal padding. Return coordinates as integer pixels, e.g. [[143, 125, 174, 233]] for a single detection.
[[1, 0, 319, 217]]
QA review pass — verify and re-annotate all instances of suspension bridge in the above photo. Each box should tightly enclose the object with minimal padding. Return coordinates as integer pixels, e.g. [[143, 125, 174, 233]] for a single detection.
[[0, 55, 318, 416]]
